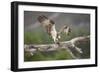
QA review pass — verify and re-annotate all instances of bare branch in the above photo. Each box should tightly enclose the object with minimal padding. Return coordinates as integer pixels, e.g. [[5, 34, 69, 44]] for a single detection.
[[24, 35, 90, 59]]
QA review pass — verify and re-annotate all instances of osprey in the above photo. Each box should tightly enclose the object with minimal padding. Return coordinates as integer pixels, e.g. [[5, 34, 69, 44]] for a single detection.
[[38, 15, 71, 45]]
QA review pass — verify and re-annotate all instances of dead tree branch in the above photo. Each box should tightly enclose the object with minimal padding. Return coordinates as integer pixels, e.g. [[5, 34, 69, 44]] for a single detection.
[[24, 35, 90, 59]]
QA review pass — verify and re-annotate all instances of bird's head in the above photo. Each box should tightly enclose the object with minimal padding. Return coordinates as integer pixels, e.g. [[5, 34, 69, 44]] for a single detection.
[[63, 25, 71, 35]]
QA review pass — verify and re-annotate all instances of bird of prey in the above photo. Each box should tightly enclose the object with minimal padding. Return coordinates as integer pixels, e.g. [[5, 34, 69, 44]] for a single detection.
[[37, 15, 71, 45]]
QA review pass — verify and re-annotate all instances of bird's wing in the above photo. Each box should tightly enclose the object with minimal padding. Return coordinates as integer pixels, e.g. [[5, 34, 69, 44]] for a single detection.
[[58, 25, 71, 35], [63, 27, 71, 35], [37, 15, 56, 34], [58, 25, 66, 34]]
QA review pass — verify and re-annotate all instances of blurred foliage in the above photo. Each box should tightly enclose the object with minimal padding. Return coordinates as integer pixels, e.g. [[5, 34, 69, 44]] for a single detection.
[[24, 49, 73, 61]]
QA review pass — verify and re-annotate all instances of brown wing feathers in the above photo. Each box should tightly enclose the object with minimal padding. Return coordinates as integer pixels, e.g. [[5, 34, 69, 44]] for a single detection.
[[38, 15, 55, 35]]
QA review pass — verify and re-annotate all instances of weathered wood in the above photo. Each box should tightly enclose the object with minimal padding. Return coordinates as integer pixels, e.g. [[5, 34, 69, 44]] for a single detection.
[[24, 35, 90, 59]]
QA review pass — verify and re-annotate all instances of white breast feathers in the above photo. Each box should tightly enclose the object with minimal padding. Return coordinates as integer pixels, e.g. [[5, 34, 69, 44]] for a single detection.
[[50, 25, 58, 43]]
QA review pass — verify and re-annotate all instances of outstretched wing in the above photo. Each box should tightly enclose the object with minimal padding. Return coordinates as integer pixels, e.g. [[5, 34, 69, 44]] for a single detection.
[[63, 26, 71, 35], [58, 25, 71, 35], [37, 15, 54, 26], [37, 15, 55, 35], [37, 15, 48, 23]]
